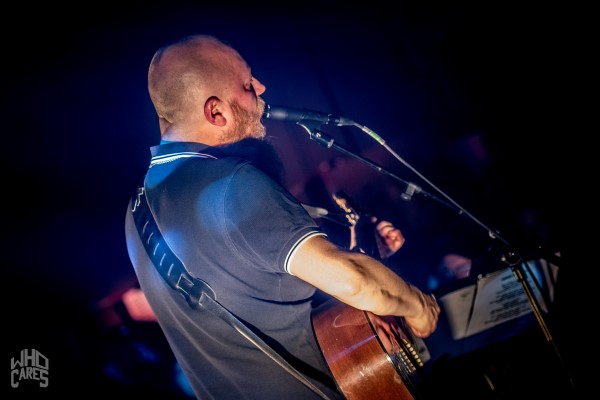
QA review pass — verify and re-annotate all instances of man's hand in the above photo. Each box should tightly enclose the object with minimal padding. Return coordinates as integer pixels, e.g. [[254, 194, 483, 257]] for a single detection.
[[403, 288, 440, 338], [375, 220, 405, 259]]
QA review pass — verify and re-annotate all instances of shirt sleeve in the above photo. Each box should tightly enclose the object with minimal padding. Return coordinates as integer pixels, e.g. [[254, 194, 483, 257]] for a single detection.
[[284, 230, 327, 275], [221, 162, 325, 274]]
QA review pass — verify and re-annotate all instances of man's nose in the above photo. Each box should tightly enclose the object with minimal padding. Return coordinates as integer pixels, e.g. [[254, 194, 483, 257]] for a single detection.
[[252, 77, 266, 95]]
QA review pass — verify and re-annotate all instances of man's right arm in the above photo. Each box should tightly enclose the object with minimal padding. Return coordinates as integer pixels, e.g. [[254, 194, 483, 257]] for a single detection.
[[289, 235, 440, 338]]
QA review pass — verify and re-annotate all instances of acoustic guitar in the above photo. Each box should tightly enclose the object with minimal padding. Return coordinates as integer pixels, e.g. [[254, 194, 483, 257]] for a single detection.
[[312, 192, 426, 400], [312, 298, 425, 400]]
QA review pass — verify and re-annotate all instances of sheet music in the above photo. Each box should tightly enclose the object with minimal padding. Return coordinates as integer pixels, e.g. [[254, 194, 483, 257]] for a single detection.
[[440, 258, 559, 340]]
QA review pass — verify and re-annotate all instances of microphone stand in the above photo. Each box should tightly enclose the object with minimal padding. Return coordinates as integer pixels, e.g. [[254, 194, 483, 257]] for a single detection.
[[295, 120, 575, 393]]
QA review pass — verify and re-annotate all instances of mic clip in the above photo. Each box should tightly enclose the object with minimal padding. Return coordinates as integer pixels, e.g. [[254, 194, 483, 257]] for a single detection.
[[401, 182, 422, 201], [297, 123, 335, 148]]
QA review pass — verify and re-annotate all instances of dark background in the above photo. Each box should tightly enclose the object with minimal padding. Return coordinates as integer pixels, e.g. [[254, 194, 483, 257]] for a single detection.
[[7, 4, 586, 398]]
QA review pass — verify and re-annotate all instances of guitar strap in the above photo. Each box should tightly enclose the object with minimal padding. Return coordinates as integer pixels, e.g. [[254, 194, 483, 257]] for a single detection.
[[130, 178, 333, 400]]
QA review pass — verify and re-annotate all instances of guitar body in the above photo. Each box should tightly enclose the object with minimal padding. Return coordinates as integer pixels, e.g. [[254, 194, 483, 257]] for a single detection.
[[312, 298, 424, 400]]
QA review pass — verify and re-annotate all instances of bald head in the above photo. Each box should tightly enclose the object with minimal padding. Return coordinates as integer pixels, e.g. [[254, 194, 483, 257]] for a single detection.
[[148, 35, 240, 126], [147, 34, 267, 144]]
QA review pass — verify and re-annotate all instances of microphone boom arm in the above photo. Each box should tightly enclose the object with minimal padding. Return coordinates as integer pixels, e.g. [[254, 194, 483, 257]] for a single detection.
[[296, 122, 456, 212]]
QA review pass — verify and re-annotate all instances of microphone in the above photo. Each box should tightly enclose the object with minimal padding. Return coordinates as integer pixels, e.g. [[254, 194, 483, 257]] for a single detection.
[[262, 104, 354, 126]]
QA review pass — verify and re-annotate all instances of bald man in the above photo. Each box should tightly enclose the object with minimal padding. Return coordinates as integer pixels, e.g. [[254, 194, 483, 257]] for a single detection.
[[125, 34, 439, 400]]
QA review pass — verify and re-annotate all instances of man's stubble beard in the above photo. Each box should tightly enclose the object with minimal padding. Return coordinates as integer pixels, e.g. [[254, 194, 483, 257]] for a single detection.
[[217, 97, 286, 185], [223, 98, 266, 144]]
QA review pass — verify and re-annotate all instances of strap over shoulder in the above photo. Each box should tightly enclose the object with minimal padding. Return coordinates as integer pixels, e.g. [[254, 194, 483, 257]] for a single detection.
[[131, 181, 216, 308]]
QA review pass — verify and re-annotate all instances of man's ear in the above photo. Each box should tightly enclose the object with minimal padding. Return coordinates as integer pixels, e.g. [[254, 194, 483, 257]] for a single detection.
[[204, 96, 227, 127]]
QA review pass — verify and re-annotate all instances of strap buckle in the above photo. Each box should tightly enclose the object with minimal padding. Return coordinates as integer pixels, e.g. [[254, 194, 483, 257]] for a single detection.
[[175, 274, 216, 309]]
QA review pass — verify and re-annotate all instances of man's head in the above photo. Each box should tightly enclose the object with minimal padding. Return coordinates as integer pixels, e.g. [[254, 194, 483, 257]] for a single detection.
[[148, 34, 266, 145]]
